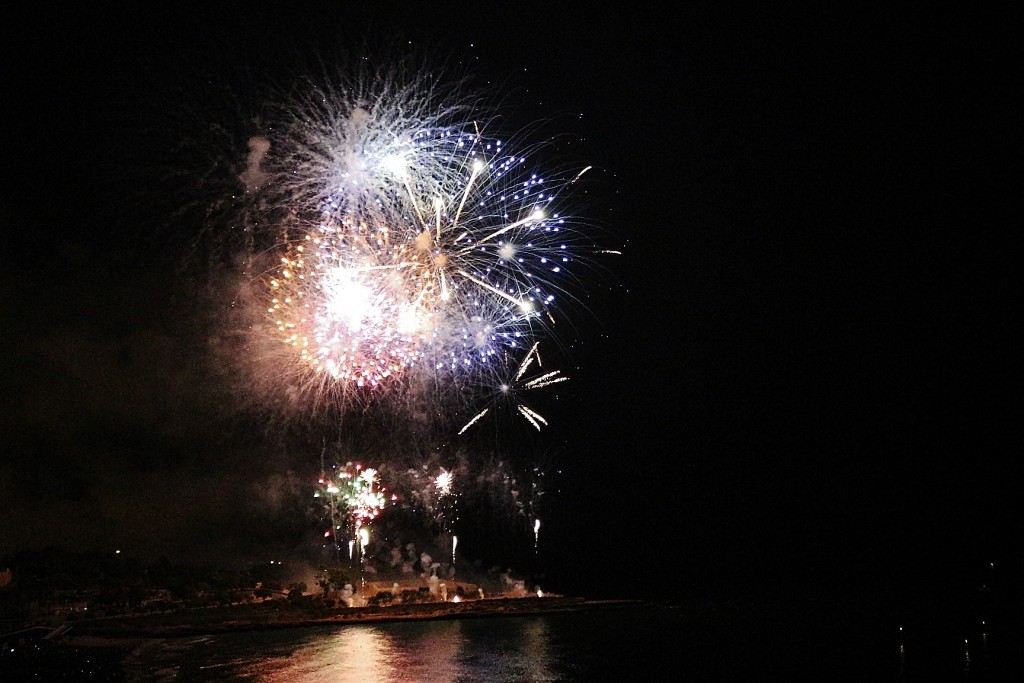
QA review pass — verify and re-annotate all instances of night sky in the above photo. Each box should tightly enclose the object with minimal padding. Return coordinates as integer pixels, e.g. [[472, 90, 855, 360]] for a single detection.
[[2, 4, 1019, 609]]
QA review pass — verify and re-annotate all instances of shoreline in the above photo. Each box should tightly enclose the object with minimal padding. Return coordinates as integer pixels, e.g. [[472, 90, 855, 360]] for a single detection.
[[46, 596, 648, 644]]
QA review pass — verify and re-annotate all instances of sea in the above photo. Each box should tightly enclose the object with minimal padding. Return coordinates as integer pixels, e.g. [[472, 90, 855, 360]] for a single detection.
[[5, 597, 1021, 682]]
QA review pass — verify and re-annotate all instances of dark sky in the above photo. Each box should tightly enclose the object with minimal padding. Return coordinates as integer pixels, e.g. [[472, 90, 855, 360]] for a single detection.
[[2, 4, 1019, 603]]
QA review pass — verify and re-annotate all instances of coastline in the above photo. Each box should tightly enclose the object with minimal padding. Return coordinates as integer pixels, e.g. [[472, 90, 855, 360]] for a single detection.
[[55, 596, 647, 643]]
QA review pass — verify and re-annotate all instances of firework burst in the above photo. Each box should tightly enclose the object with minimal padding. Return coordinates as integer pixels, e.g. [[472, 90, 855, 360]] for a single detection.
[[315, 461, 392, 554], [434, 468, 459, 534], [334, 463, 390, 529], [212, 57, 603, 416], [261, 64, 482, 233], [260, 131, 586, 400]]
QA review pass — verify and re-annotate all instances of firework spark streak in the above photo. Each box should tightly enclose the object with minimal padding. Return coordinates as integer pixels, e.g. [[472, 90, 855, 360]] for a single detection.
[[458, 342, 568, 434]]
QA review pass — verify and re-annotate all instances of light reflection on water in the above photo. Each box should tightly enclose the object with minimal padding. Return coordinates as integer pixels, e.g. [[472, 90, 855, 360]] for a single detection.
[[246, 619, 554, 683], [130, 616, 561, 682], [244, 625, 405, 682]]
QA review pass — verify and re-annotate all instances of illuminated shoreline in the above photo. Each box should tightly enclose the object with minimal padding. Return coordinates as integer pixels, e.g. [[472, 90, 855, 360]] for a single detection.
[[57, 596, 646, 641]]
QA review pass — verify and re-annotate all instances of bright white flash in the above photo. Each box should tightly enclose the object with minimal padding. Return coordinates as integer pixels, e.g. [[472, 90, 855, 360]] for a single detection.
[[435, 470, 453, 495], [381, 153, 408, 177], [323, 268, 374, 331]]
